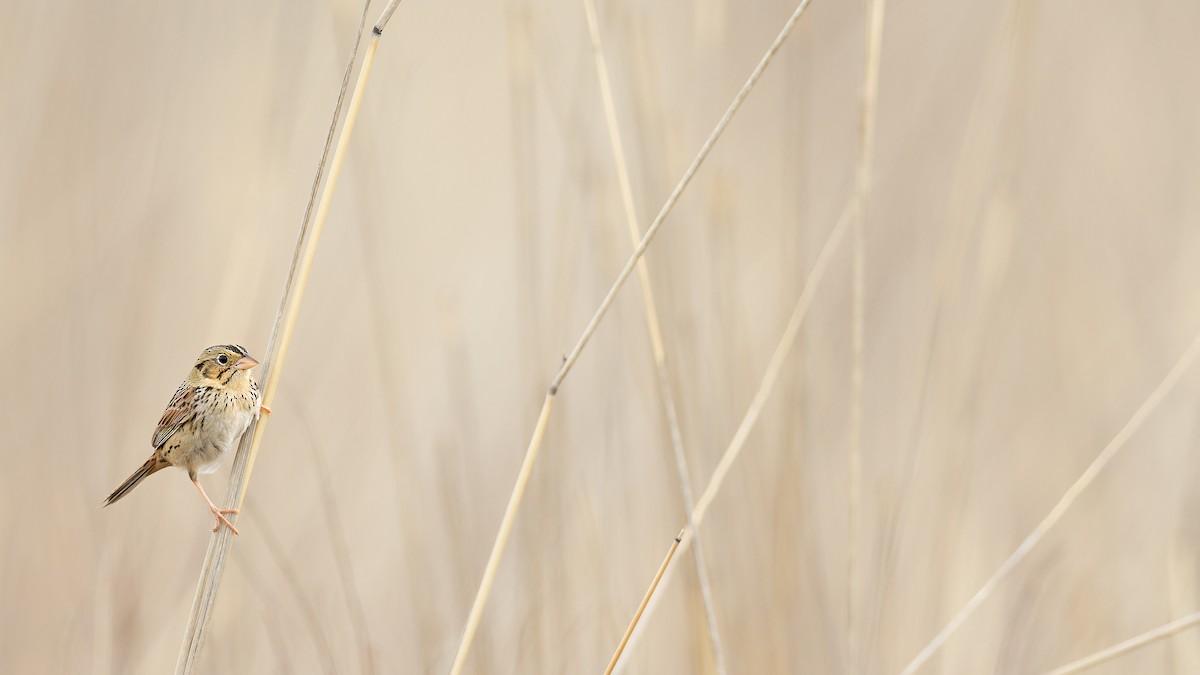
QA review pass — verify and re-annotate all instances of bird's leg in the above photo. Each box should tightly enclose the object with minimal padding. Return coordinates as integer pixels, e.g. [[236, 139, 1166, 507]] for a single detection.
[[260, 404, 272, 415], [192, 479, 240, 536]]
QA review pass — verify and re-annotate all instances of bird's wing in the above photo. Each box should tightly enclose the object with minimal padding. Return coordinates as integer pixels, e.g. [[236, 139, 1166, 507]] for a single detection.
[[151, 382, 197, 449]]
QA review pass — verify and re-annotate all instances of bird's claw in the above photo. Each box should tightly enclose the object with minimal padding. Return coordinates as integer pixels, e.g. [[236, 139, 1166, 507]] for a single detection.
[[209, 508, 241, 536], [260, 404, 272, 415]]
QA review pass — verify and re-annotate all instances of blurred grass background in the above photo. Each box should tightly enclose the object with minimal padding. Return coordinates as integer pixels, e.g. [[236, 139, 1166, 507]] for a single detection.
[[3, 0, 1200, 673]]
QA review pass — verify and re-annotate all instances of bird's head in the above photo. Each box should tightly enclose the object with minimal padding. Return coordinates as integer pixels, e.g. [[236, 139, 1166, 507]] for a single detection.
[[190, 344, 259, 387]]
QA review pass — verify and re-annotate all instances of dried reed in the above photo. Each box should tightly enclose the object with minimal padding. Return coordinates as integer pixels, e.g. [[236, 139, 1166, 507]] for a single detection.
[[616, 201, 854, 671], [898, 325, 1200, 674], [173, 1, 403, 671], [1045, 612, 1200, 675], [849, 0, 887, 671], [582, 0, 726, 671], [604, 531, 684, 675], [446, 1, 816, 671]]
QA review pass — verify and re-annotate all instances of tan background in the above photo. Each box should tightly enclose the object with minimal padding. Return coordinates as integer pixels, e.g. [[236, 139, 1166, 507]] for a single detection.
[[3, 0, 1200, 673]]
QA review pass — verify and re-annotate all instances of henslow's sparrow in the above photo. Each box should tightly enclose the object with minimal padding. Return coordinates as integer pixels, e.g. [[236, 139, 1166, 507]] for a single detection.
[[104, 344, 269, 535]]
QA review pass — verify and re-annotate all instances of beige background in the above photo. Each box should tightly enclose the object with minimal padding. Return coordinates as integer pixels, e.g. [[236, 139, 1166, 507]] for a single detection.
[[3, 0, 1200, 673]]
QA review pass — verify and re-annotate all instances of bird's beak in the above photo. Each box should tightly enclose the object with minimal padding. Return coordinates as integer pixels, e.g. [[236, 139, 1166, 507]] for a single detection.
[[234, 355, 260, 370]]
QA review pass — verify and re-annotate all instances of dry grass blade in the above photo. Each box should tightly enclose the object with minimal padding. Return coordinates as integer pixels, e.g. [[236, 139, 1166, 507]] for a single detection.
[[617, 201, 854, 671], [604, 531, 684, 675], [581, 0, 727, 671], [173, 1, 402, 671], [447, 1, 816, 672], [691, 201, 851, 527], [1044, 612, 1200, 675], [373, 0, 403, 34], [448, 395, 555, 675], [898, 325, 1200, 675], [849, 0, 887, 671], [548, 0, 815, 393]]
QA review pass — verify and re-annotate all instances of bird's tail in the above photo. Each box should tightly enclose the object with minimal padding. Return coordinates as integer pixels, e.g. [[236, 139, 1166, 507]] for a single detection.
[[103, 454, 167, 507]]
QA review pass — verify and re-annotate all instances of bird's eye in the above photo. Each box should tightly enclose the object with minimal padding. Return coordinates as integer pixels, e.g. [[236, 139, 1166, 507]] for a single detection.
[[217, 354, 229, 365]]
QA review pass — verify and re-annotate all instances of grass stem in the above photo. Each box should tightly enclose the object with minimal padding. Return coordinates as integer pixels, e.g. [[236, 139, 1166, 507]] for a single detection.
[[447, 1, 816, 672], [173, 2, 400, 671], [617, 201, 854, 670], [582, 0, 727, 671], [849, 0, 886, 671], [1044, 612, 1200, 675], [898, 326, 1200, 675], [604, 531, 684, 675]]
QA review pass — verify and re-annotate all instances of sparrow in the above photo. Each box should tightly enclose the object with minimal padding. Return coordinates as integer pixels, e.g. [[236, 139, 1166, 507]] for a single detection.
[[103, 344, 270, 535]]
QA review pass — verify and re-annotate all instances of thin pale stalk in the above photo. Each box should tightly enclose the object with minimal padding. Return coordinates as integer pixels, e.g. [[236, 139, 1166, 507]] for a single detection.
[[174, 1, 401, 670], [549, 0, 815, 393], [374, 0, 403, 34], [898, 325, 1200, 675], [692, 202, 851, 526], [447, 2, 816, 672], [604, 532, 685, 675], [582, 0, 727, 671], [449, 395, 556, 675], [849, 0, 886, 672], [1044, 612, 1200, 675], [864, 1, 1025, 667], [617, 202, 854, 671]]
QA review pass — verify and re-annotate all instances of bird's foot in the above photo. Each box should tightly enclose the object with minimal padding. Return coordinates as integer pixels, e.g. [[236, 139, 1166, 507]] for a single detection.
[[209, 507, 240, 536], [260, 404, 272, 415]]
